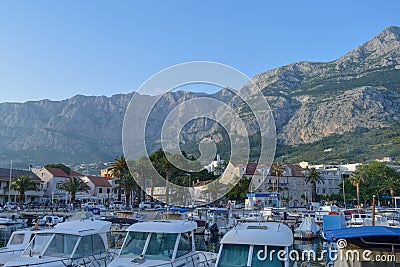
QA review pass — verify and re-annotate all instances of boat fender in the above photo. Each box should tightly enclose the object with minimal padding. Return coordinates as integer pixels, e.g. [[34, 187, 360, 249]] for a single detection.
[[308, 233, 312, 239]]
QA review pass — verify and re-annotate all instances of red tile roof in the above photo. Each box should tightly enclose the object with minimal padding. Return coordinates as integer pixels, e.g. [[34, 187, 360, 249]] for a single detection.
[[45, 167, 69, 177], [70, 170, 84, 176], [86, 176, 112, 187], [45, 167, 84, 177]]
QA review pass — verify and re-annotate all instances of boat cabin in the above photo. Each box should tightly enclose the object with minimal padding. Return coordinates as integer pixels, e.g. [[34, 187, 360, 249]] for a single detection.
[[4, 220, 113, 267], [109, 220, 216, 267], [0, 230, 37, 265], [216, 222, 295, 267]]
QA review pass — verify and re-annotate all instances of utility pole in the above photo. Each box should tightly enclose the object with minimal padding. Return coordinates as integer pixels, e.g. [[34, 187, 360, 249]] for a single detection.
[[8, 159, 12, 203]]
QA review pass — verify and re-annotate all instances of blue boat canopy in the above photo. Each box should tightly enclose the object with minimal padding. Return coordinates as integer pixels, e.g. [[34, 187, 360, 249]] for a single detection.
[[325, 226, 400, 242]]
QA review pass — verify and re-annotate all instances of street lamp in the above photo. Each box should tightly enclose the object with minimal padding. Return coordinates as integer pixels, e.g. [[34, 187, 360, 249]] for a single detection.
[[339, 166, 346, 208], [186, 172, 192, 206]]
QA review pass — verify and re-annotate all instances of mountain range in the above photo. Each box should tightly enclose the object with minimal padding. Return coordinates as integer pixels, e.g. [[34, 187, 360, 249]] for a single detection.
[[1, 26, 400, 167]]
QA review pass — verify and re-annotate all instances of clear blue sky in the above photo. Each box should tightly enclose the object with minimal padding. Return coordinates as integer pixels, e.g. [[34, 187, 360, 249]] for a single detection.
[[0, 0, 399, 103]]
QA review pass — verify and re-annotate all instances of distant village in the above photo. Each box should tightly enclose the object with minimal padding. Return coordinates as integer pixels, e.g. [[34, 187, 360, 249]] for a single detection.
[[0, 155, 398, 208]]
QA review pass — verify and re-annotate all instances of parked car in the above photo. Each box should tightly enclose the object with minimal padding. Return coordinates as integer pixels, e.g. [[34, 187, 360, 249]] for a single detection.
[[81, 202, 96, 209], [4, 202, 20, 211], [139, 202, 152, 209], [110, 201, 125, 210]]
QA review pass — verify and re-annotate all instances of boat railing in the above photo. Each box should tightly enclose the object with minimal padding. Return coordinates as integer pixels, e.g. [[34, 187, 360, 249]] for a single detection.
[[2, 248, 118, 267], [0, 248, 24, 255], [140, 250, 216, 267]]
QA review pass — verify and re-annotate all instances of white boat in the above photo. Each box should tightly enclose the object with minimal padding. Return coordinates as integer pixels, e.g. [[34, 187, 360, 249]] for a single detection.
[[38, 216, 64, 227], [294, 216, 320, 240], [315, 205, 339, 223], [346, 213, 372, 227], [108, 220, 217, 267], [239, 212, 265, 221], [0, 229, 37, 265], [205, 208, 235, 235], [215, 222, 296, 267], [3, 220, 115, 267], [362, 215, 390, 226], [189, 208, 209, 234]]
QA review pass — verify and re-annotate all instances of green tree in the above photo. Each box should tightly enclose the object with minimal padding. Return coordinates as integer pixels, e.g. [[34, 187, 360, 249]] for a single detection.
[[117, 173, 138, 208], [349, 167, 367, 205], [59, 176, 88, 204], [225, 176, 249, 201], [10, 176, 38, 208], [377, 167, 400, 205], [108, 155, 129, 201], [305, 167, 324, 202]]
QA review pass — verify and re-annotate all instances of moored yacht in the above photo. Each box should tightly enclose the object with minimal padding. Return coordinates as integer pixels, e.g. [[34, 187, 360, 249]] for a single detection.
[[3, 220, 115, 267], [325, 226, 400, 266], [0, 229, 37, 265], [294, 216, 320, 240], [108, 220, 217, 267], [215, 222, 296, 267]]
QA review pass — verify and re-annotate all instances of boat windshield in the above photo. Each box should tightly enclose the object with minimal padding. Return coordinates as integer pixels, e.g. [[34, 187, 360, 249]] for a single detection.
[[120, 231, 178, 260], [43, 234, 79, 258], [23, 233, 53, 257], [217, 244, 249, 267], [217, 244, 285, 267], [23, 233, 79, 258], [251, 245, 284, 267], [145, 233, 177, 260], [120, 231, 148, 257]]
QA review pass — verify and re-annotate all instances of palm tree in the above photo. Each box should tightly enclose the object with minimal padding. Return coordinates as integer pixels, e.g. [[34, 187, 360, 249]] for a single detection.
[[349, 169, 367, 206], [305, 167, 324, 202], [59, 176, 87, 204], [108, 156, 129, 201], [271, 162, 285, 193], [133, 157, 153, 202], [10, 176, 38, 208], [117, 173, 138, 208], [379, 169, 400, 206]]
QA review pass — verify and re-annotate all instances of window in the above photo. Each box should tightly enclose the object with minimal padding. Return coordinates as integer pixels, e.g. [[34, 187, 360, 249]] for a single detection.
[[92, 234, 105, 253], [43, 234, 79, 258], [252, 245, 284, 267], [23, 233, 53, 257], [322, 189, 326, 194], [99, 188, 103, 194], [120, 231, 148, 257], [74, 236, 92, 258], [145, 233, 177, 260], [217, 244, 249, 267], [74, 234, 104, 258], [176, 232, 193, 258], [9, 233, 25, 245]]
